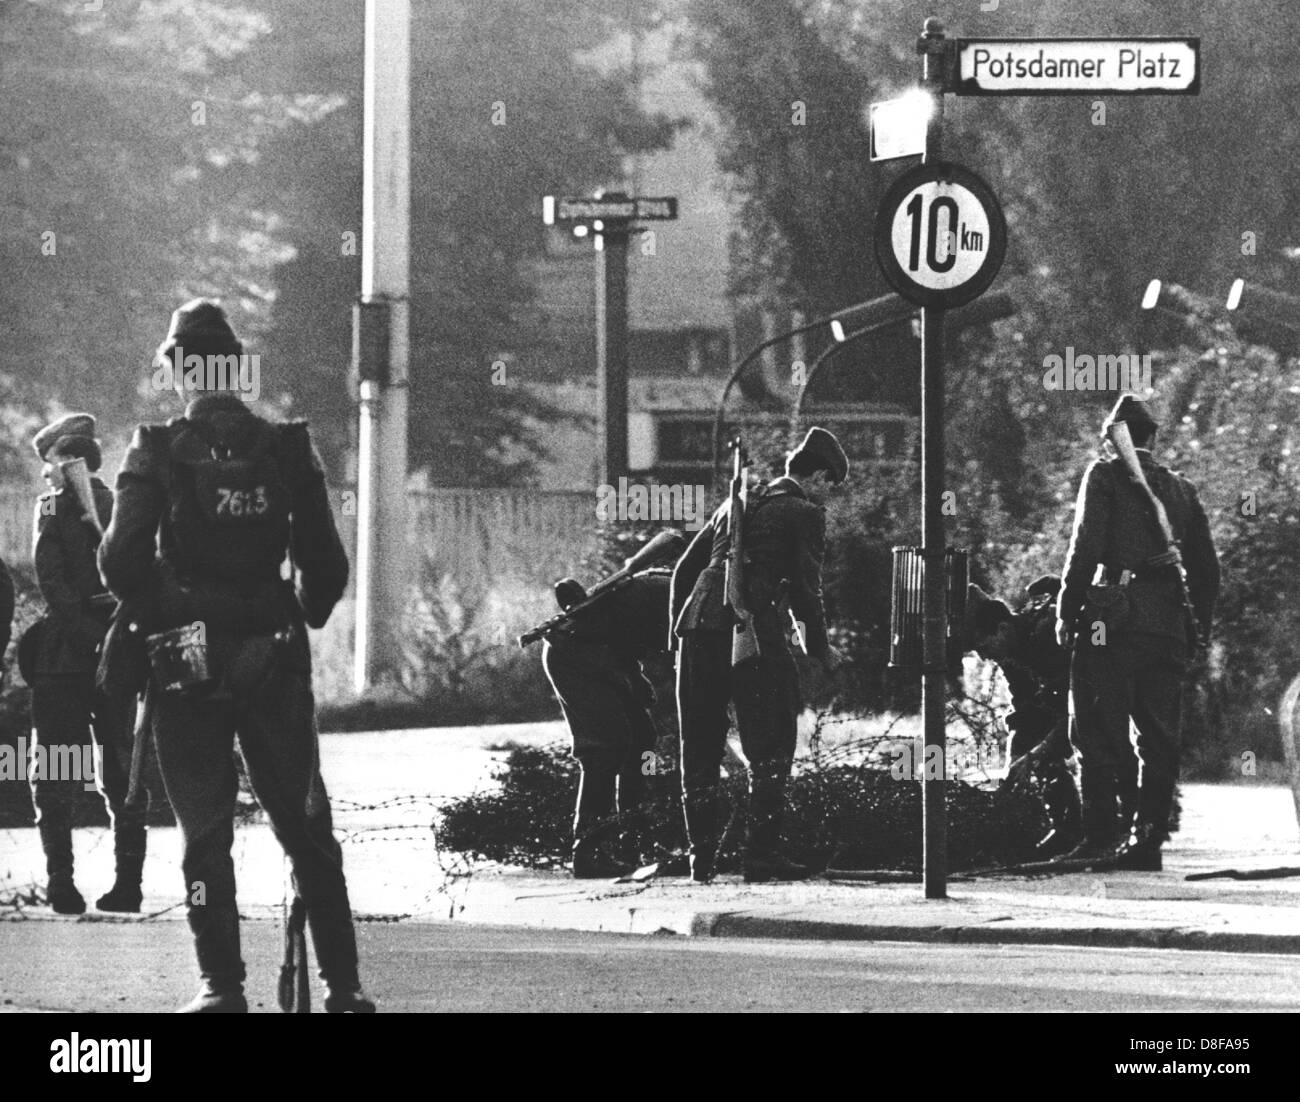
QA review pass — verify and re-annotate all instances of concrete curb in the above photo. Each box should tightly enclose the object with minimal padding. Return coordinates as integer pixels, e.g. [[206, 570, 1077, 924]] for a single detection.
[[11, 895, 1299, 956], [677, 911, 1300, 954]]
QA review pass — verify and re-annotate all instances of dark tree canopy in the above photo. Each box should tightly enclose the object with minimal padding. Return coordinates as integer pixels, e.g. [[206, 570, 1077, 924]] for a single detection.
[[0, 0, 678, 483]]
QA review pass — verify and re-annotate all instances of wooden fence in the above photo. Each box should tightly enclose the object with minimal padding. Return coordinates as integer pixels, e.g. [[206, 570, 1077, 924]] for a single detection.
[[1, 484, 604, 608]]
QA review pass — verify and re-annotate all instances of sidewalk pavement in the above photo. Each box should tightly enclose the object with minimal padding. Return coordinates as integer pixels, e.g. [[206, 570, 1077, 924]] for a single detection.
[[3, 739, 1297, 953], [452, 781, 1300, 953]]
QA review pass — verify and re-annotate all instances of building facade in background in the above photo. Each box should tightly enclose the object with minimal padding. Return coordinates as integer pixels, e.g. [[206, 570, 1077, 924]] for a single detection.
[[521, 19, 916, 493]]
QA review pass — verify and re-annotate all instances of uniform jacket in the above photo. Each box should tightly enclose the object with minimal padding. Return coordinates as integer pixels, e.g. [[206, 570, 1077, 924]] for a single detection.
[[1057, 451, 1220, 643], [32, 478, 114, 676], [669, 475, 830, 660], [563, 571, 670, 659], [543, 575, 668, 761], [999, 599, 1069, 735], [99, 394, 349, 636]]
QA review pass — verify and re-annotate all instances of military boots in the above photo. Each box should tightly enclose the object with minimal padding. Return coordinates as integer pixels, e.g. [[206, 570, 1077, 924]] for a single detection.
[[47, 874, 87, 915], [682, 790, 717, 883], [571, 762, 631, 878], [742, 768, 813, 883], [96, 820, 146, 912], [177, 979, 247, 1014], [39, 820, 86, 914], [1113, 781, 1174, 872], [1058, 765, 1124, 864], [323, 985, 378, 1013]]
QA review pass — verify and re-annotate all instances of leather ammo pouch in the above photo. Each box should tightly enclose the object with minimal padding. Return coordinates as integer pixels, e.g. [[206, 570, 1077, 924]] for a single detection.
[[147, 623, 215, 694], [1083, 567, 1131, 634], [147, 623, 296, 698]]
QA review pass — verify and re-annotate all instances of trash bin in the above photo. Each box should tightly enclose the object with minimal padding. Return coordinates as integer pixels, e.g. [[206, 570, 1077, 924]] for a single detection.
[[889, 546, 968, 670]]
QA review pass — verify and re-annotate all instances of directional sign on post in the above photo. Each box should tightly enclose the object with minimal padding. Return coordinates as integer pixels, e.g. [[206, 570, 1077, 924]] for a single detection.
[[540, 191, 679, 488], [543, 195, 679, 224], [874, 162, 1006, 310], [953, 37, 1199, 96]]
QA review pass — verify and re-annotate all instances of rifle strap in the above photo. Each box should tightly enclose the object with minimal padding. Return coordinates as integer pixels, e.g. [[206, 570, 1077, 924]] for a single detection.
[[1117, 459, 1178, 553]]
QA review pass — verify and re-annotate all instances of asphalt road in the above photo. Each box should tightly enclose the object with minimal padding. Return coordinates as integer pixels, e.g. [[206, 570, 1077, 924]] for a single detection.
[[3, 917, 1299, 1013]]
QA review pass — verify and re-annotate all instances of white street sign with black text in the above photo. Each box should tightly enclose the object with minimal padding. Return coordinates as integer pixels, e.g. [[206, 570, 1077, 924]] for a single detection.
[[954, 37, 1199, 96]]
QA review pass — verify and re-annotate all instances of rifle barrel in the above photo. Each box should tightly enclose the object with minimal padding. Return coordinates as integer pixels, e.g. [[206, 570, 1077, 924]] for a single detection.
[[518, 574, 635, 647]]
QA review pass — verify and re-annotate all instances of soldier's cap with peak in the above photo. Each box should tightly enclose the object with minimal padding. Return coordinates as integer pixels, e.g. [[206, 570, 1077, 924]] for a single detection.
[[554, 577, 588, 611], [788, 426, 849, 484], [156, 298, 243, 363], [1025, 573, 1062, 600], [33, 412, 100, 469], [1101, 393, 1159, 439]]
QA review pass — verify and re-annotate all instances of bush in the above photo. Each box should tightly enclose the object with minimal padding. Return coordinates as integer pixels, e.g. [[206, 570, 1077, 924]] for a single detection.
[[435, 701, 1061, 873]]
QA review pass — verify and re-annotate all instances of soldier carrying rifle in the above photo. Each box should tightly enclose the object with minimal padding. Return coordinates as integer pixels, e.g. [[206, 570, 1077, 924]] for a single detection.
[[521, 531, 684, 879], [670, 427, 846, 884], [26, 414, 147, 915], [1055, 394, 1220, 871], [99, 300, 372, 1013]]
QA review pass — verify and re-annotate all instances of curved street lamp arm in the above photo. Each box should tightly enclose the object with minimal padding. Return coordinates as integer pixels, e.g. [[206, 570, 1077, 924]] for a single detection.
[[788, 318, 914, 444], [710, 319, 824, 490], [710, 295, 915, 488]]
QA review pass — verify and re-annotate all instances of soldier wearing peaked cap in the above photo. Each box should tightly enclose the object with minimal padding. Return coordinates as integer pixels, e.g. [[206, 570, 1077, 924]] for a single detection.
[[27, 413, 147, 915], [156, 297, 245, 361], [670, 426, 847, 884], [1055, 394, 1220, 871], [98, 299, 373, 1013]]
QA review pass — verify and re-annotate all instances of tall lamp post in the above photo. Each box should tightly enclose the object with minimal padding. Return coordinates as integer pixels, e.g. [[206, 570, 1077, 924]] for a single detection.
[[353, 0, 411, 692]]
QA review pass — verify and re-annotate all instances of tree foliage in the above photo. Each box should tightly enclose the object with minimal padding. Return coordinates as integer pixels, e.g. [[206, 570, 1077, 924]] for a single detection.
[[0, 0, 678, 482], [683, 0, 1300, 765], [0, 0, 314, 462], [251, 0, 680, 482]]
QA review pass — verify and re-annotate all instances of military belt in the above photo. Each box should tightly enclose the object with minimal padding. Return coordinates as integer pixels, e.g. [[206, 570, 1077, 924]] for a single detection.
[[1102, 563, 1178, 586]]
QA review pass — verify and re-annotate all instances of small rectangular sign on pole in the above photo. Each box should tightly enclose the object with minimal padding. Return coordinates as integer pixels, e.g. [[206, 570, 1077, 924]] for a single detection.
[[953, 37, 1199, 96], [869, 96, 929, 162], [545, 196, 679, 224]]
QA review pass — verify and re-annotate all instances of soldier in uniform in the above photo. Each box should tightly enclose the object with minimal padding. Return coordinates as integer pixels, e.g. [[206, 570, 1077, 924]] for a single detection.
[[966, 577, 1088, 855], [1055, 395, 1220, 870], [540, 568, 670, 878], [27, 414, 145, 915], [99, 299, 373, 1013], [671, 427, 846, 884]]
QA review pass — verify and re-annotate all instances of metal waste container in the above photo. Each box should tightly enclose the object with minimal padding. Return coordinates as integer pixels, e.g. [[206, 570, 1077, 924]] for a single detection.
[[889, 546, 968, 670]]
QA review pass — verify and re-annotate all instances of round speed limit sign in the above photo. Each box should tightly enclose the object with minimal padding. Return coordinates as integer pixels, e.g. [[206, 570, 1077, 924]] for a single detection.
[[874, 162, 1006, 309]]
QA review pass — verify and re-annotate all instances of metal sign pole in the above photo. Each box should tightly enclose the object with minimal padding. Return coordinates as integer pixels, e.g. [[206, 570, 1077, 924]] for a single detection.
[[919, 15, 949, 900], [596, 220, 631, 484], [544, 193, 676, 487], [354, 0, 410, 693]]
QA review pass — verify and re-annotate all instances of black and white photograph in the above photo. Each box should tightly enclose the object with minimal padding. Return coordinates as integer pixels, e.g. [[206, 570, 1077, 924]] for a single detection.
[[0, 0, 1296, 1073]]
